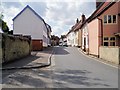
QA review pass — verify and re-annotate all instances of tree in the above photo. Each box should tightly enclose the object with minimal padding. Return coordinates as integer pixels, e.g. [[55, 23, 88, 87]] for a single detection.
[[0, 13, 9, 33], [51, 35, 60, 46], [61, 35, 66, 40]]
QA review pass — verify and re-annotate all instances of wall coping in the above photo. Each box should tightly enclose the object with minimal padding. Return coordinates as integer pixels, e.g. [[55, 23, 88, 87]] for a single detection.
[[100, 46, 120, 48], [2, 33, 31, 41]]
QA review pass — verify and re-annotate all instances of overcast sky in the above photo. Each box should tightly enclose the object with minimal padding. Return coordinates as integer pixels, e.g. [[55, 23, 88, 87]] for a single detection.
[[1, 0, 96, 37]]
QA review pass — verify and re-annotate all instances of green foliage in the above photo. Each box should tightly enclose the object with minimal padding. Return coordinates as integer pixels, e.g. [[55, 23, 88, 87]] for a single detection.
[[0, 19, 9, 33], [8, 30, 13, 35], [61, 35, 66, 40], [0, 13, 10, 34]]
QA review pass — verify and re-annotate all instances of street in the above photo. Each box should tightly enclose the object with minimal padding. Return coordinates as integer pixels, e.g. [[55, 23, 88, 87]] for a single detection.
[[2, 46, 118, 88], [51, 46, 118, 88]]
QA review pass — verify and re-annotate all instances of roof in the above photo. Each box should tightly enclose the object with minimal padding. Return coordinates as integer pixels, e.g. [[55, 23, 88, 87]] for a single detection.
[[66, 28, 73, 36], [88, 2, 116, 22], [80, 1, 116, 29], [13, 5, 44, 21], [73, 22, 79, 31], [13, 5, 52, 33], [115, 33, 120, 36], [74, 21, 82, 31], [46, 23, 52, 32]]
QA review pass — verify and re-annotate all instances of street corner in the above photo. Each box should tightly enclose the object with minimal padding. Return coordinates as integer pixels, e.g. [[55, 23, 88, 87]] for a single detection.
[[2, 47, 54, 70]]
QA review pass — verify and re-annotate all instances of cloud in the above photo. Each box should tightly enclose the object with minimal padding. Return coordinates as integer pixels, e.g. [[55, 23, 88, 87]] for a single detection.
[[44, 1, 96, 36], [2, 1, 96, 36], [2, 3, 22, 30]]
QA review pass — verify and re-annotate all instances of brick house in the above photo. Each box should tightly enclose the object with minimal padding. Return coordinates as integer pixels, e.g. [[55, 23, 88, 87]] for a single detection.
[[13, 5, 51, 51], [87, 1, 120, 56]]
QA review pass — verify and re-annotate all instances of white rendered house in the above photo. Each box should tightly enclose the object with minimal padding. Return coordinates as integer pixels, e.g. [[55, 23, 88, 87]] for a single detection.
[[13, 5, 51, 50], [66, 31, 76, 47]]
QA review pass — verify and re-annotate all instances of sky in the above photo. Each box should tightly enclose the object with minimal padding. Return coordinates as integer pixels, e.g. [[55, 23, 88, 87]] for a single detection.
[[1, 0, 96, 37]]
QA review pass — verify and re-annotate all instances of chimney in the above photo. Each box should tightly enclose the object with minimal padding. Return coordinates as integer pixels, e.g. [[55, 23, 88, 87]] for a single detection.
[[96, 2, 102, 8], [76, 18, 79, 23], [81, 14, 86, 23], [96, 0, 106, 8]]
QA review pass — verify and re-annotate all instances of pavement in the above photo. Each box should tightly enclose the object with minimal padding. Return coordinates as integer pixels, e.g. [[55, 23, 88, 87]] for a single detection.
[[2, 47, 53, 70], [78, 48, 119, 68]]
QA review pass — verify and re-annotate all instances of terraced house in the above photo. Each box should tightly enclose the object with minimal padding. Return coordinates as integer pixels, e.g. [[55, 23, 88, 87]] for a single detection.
[[86, 1, 120, 57], [66, 15, 86, 47], [66, 1, 120, 64], [13, 5, 52, 51]]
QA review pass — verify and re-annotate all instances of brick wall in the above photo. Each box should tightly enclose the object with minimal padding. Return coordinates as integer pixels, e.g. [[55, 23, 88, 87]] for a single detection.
[[99, 46, 120, 65], [2, 33, 31, 63]]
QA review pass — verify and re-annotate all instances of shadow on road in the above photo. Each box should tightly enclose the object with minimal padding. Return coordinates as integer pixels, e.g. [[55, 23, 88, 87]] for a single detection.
[[2, 68, 111, 88], [2, 47, 53, 68], [52, 69, 110, 88], [53, 46, 70, 55], [2, 69, 51, 88]]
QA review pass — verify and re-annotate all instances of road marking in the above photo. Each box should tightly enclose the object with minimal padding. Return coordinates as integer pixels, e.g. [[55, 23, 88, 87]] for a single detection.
[[78, 48, 118, 69]]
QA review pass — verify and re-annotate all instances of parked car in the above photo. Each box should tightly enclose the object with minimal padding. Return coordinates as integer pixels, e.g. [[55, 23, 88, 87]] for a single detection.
[[63, 42, 68, 47]]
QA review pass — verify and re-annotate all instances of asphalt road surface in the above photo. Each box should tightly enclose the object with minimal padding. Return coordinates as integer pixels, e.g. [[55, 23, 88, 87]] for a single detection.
[[2, 46, 118, 88], [51, 46, 118, 88]]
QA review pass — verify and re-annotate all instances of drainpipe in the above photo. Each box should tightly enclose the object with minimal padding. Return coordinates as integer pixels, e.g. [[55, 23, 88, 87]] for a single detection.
[[97, 18, 103, 58]]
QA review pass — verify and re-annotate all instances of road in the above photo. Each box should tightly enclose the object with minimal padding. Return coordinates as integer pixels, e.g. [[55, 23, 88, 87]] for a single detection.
[[2, 46, 118, 88], [51, 46, 118, 88]]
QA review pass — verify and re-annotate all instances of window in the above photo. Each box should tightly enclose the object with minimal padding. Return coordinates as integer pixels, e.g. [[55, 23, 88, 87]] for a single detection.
[[110, 37, 115, 41], [103, 37, 116, 46], [104, 15, 107, 23], [110, 42, 115, 46], [110, 37, 115, 46], [113, 15, 116, 23], [108, 15, 112, 23], [103, 15, 117, 24], [103, 37, 109, 46], [104, 42, 109, 46], [104, 37, 109, 40]]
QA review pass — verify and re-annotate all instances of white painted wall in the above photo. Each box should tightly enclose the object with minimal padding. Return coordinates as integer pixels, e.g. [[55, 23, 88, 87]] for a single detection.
[[72, 32, 76, 46], [13, 7, 49, 47], [0, 27, 3, 33], [67, 31, 76, 47], [82, 23, 89, 50], [67, 34, 71, 46], [13, 8, 43, 39], [43, 24, 48, 47], [75, 31, 78, 46]]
